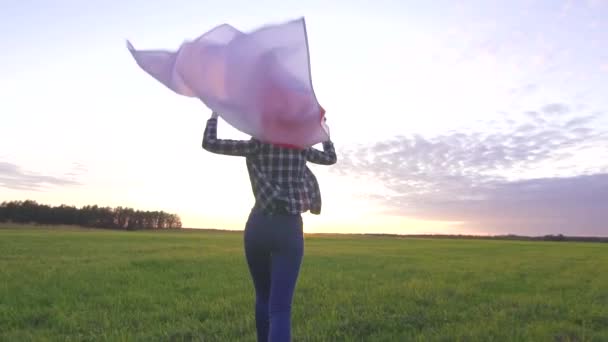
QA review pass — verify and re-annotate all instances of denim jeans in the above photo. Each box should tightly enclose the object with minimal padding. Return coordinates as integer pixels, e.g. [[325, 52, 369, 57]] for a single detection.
[[244, 210, 304, 342]]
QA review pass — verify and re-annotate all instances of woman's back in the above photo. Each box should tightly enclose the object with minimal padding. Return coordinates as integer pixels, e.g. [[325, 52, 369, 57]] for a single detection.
[[202, 116, 336, 215]]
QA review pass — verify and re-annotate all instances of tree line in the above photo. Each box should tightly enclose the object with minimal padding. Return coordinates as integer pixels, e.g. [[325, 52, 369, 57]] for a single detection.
[[0, 200, 182, 230]]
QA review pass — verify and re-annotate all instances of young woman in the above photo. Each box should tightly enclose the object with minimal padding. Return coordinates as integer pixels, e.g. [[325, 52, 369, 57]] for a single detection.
[[202, 111, 337, 341]]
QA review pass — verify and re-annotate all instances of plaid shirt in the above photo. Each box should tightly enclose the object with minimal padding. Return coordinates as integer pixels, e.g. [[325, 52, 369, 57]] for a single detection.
[[202, 118, 337, 215]]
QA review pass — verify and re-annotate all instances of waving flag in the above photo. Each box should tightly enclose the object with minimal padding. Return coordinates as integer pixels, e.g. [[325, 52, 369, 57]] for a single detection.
[[127, 17, 327, 147]]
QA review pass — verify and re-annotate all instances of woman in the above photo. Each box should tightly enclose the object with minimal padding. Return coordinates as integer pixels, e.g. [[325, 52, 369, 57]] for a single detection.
[[202, 111, 337, 341]]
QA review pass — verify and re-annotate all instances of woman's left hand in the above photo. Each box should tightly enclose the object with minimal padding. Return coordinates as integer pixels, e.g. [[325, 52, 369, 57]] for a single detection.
[[321, 116, 330, 139]]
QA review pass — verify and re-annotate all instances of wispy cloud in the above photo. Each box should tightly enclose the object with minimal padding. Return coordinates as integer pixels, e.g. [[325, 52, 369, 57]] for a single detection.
[[0, 161, 81, 191], [509, 83, 538, 97], [335, 104, 608, 236], [542, 103, 571, 116]]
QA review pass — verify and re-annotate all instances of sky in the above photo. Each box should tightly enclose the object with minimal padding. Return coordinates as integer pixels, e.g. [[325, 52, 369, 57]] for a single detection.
[[1, 0, 607, 236]]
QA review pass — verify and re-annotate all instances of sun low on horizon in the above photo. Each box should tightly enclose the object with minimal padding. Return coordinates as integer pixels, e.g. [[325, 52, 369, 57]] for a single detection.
[[1, 0, 607, 237]]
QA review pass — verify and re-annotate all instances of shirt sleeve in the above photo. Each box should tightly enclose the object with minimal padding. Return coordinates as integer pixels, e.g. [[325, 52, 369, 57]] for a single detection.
[[306, 141, 337, 165], [202, 118, 259, 156]]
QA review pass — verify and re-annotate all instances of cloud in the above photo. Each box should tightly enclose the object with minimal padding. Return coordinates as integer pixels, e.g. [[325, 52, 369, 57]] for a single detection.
[[509, 83, 538, 97], [542, 103, 570, 116], [380, 175, 608, 237], [0, 161, 81, 191], [335, 104, 608, 236]]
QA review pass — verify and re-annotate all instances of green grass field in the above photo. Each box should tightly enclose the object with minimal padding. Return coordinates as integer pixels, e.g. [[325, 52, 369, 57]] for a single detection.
[[1, 224, 607, 341]]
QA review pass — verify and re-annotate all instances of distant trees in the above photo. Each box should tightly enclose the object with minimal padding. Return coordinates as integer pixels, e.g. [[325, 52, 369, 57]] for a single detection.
[[0, 200, 182, 230], [542, 234, 566, 241]]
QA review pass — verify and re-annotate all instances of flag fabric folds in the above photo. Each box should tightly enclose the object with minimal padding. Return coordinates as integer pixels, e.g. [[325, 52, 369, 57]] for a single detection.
[[127, 17, 327, 147]]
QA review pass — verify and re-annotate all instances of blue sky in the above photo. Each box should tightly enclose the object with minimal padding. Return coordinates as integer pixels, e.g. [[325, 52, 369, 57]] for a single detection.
[[1, 0, 607, 236]]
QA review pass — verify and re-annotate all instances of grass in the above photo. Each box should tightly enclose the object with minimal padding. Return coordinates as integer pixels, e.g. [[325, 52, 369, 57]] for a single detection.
[[1, 224, 607, 341]]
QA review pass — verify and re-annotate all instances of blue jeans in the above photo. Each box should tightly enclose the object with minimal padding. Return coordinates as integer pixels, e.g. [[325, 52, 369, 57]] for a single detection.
[[244, 210, 304, 342]]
